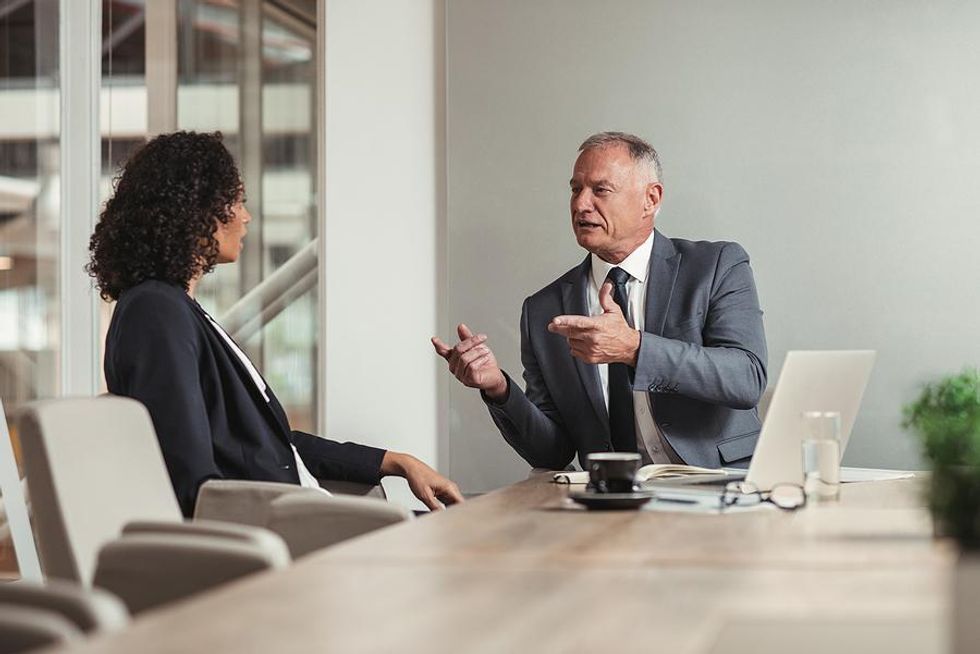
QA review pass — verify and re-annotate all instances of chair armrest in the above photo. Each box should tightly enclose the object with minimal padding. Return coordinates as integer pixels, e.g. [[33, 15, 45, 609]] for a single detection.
[[193, 479, 329, 527], [317, 479, 387, 499], [93, 531, 290, 615], [267, 493, 413, 559]]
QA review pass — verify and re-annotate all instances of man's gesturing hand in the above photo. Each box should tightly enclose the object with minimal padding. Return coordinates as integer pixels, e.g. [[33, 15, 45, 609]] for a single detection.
[[432, 324, 508, 401], [547, 281, 641, 365]]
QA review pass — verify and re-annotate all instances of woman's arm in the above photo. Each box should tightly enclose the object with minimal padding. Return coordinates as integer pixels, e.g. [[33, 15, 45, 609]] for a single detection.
[[291, 432, 463, 510]]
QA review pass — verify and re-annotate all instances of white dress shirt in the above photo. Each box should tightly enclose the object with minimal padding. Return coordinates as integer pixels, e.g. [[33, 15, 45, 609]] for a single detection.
[[587, 231, 680, 464], [202, 312, 326, 491]]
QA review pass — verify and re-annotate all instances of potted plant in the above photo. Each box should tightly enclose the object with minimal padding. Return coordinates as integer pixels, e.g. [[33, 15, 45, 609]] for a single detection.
[[904, 369, 980, 654]]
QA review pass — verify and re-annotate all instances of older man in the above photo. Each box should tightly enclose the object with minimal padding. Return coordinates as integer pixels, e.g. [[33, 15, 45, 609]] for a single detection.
[[433, 132, 767, 471]]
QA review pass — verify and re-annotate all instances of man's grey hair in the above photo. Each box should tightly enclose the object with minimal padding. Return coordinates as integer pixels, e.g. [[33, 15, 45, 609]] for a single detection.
[[578, 131, 662, 182]]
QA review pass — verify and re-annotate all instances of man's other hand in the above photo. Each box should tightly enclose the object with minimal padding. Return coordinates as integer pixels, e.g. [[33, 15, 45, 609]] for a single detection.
[[381, 452, 464, 511], [547, 281, 641, 365], [432, 324, 508, 401]]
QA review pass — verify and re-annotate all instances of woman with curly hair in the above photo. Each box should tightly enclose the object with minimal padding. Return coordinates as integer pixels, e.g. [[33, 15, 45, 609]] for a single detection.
[[90, 131, 462, 516]]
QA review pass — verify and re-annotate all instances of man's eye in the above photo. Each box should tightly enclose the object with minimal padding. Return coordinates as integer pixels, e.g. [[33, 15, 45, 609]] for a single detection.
[[595, 187, 610, 195]]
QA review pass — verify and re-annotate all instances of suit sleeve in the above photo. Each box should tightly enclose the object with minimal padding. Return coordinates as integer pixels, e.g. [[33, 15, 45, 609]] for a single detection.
[[483, 298, 578, 470], [289, 431, 386, 485], [633, 242, 768, 409], [109, 293, 222, 517]]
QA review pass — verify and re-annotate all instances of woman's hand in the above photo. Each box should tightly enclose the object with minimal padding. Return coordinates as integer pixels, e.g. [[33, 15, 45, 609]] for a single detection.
[[380, 452, 464, 510]]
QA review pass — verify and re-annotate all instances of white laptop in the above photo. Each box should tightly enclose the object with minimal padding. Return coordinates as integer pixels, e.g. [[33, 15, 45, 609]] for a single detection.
[[647, 350, 876, 493]]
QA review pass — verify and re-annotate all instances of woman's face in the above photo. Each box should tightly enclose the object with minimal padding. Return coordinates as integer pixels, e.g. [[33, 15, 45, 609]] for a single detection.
[[214, 198, 252, 264]]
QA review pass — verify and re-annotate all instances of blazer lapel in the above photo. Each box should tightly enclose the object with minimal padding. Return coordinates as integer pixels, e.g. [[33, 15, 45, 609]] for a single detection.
[[561, 256, 609, 428], [265, 389, 295, 437], [645, 230, 681, 336], [189, 301, 293, 441]]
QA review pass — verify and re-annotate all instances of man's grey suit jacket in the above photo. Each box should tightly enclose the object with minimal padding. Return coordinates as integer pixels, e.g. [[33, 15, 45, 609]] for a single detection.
[[485, 230, 768, 471]]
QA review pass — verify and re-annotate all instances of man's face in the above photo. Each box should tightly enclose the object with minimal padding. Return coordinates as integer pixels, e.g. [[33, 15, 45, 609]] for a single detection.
[[569, 144, 662, 264]]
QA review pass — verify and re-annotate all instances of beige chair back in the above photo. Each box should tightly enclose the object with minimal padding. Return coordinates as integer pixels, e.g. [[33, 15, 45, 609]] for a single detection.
[[122, 517, 291, 554], [0, 579, 128, 634], [194, 479, 330, 527], [18, 396, 183, 585], [267, 493, 413, 558], [0, 605, 83, 653], [93, 532, 290, 615]]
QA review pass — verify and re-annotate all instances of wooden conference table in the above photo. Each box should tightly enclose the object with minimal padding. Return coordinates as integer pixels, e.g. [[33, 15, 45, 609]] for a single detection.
[[57, 473, 950, 654]]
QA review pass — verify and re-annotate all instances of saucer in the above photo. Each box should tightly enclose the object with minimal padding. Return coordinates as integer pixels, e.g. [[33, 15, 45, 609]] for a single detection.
[[568, 490, 654, 511]]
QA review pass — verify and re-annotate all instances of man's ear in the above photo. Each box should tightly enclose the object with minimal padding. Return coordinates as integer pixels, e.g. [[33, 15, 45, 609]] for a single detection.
[[644, 182, 664, 218]]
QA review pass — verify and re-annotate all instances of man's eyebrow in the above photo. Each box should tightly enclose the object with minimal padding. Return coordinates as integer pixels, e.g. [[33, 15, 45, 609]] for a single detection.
[[569, 178, 617, 188]]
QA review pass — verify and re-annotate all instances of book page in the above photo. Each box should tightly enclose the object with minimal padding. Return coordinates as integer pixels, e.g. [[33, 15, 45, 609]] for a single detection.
[[552, 464, 725, 484]]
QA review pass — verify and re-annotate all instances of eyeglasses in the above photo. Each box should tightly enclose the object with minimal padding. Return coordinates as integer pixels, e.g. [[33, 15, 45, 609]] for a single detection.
[[720, 481, 806, 512]]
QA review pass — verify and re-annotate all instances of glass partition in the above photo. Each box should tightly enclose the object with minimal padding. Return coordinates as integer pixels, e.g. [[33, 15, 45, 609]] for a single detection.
[[1, 0, 319, 580], [0, 0, 61, 578], [176, 0, 317, 431], [255, 5, 317, 431], [100, 0, 148, 393], [99, 0, 318, 430]]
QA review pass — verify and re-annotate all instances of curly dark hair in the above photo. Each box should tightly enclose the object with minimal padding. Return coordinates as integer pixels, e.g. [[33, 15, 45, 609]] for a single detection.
[[87, 131, 243, 300]]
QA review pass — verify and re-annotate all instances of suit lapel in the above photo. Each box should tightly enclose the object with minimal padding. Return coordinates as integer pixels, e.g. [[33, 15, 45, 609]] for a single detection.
[[189, 301, 292, 441], [264, 389, 294, 437], [561, 256, 609, 428], [645, 230, 681, 336]]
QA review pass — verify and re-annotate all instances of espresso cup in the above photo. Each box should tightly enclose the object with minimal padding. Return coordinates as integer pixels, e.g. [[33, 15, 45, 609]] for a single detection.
[[587, 452, 641, 494]]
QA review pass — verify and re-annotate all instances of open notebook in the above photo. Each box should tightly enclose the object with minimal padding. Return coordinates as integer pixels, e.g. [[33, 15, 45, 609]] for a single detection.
[[552, 464, 724, 484]]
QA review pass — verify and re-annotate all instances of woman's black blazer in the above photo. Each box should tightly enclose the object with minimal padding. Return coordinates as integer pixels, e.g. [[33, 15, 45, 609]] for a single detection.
[[105, 280, 386, 516]]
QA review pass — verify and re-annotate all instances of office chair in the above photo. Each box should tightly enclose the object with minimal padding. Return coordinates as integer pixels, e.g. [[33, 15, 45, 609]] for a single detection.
[[17, 396, 410, 586]]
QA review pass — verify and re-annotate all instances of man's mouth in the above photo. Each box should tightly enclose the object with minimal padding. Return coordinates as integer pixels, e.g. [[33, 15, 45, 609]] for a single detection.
[[576, 219, 602, 229]]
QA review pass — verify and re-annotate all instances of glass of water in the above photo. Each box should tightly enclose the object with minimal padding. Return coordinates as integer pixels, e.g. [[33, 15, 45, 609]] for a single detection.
[[801, 411, 842, 502]]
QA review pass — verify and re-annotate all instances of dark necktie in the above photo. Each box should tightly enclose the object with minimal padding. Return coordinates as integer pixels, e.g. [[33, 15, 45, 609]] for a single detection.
[[606, 266, 636, 453]]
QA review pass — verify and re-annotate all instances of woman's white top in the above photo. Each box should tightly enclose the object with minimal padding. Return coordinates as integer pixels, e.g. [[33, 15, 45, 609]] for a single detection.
[[202, 312, 324, 491]]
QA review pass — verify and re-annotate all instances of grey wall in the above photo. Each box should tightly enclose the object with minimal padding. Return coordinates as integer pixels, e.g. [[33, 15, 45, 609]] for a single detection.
[[323, 0, 446, 510], [445, 0, 980, 492]]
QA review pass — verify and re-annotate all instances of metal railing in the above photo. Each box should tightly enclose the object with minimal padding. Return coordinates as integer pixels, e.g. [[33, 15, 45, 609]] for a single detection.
[[219, 238, 318, 343]]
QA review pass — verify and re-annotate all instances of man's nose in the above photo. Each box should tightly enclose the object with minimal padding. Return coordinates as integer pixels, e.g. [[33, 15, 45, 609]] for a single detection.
[[571, 189, 593, 213]]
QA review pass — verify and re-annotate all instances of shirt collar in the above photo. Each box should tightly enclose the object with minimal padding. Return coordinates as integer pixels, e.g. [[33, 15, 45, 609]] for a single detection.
[[590, 230, 656, 289]]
